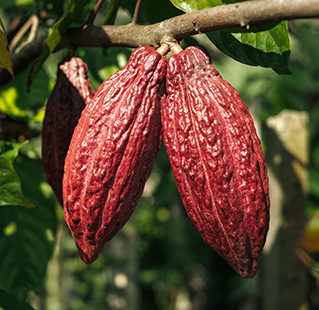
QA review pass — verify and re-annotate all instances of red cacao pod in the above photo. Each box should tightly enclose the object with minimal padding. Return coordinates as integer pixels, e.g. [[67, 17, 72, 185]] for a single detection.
[[42, 57, 95, 205], [162, 46, 270, 278], [63, 46, 166, 264]]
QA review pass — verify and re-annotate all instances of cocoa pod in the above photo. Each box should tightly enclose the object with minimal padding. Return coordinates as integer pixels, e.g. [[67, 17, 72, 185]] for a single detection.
[[42, 57, 95, 205], [162, 46, 270, 278], [63, 46, 166, 264]]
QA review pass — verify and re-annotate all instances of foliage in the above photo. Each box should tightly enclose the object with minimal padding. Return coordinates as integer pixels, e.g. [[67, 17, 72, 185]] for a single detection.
[[168, 0, 291, 74], [0, 17, 13, 78], [0, 0, 318, 309]]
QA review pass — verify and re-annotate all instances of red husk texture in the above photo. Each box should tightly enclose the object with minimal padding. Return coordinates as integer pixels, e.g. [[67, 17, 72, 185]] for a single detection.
[[162, 46, 270, 278], [63, 46, 166, 264], [42, 57, 95, 205]]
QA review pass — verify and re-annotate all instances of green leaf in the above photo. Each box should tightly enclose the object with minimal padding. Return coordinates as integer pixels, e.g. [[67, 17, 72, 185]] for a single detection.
[[142, 0, 183, 24], [170, 0, 256, 12], [0, 140, 27, 163], [0, 0, 33, 8], [0, 155, 58, 300], [222, 21, 280, 33], [0, 18, 14, 78], [0, 63, 50, 120], [0, 156, 34, 208], [27, 0, 90, 91], [170, 0, 222, 12], [102, 0, 122, 25], [77, 46, 133, 88], [43, 0, 65, 20], [0, 289, 35, 310], [207, 21, 291, 74], [169, 0, 291, 74]]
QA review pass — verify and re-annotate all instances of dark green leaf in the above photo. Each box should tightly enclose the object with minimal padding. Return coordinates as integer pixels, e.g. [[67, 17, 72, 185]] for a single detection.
[[142, 0, 183, 24], [0, 156, 34, 208], [43, 0, 65, 20], [27, 0, 91, 91], [0, 140, 27, 163], [222, 22, 280, 33], [102, 0, 122, 25], [0, 289, 35, 310], [207, 21, 291, 74], [0, 155, 58, 300]]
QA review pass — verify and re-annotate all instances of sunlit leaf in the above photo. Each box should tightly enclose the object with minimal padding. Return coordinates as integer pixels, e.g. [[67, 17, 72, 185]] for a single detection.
[[0, 64, 50, 120], [170, 0, 222, 12], [0, 140, 27, 163], [0, 18, 14, 78], [0, 156, 34, 208]]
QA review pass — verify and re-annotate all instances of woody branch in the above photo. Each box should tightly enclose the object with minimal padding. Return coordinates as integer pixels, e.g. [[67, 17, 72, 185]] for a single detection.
[[1, 0, 319, 86]]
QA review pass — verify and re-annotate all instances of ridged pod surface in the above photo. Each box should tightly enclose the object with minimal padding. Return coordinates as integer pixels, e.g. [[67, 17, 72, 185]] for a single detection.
[[63, 46, 166, 264], [42, 57, 95, 205], [162, 46, 270, 278]]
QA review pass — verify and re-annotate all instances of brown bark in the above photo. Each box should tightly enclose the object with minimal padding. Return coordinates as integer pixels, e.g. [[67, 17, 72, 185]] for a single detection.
[[1, 0, 319, 86]]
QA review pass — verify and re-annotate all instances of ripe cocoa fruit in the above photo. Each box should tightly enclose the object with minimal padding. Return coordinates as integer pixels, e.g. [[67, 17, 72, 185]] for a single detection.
[[162, 45, 270, 278], [63, 46, 166, 264], [42, 57, 95, 205]]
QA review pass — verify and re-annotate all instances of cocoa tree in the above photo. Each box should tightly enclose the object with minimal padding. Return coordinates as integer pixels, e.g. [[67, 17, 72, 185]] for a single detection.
[[1, 0, 319, 309]]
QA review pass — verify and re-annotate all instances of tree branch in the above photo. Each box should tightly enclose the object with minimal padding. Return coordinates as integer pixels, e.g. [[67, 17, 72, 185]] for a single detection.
[[1, 0, 319, 86]]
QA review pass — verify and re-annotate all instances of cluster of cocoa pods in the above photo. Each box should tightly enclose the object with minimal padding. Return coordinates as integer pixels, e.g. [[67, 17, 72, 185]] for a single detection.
[[42, 42, 270, 278]]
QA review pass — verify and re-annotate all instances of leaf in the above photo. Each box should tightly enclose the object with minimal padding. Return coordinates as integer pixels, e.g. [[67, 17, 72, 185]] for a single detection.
[[0, 140, 27, 163], [0, 62, 50, 120], [222, 21, 280, 33], [0, 155, 58, 300], [142, 0, 183, 24], [103, 0, 122, 25], [0, 289, 35, 310], [27, 0, 90, 91], [170, 0, 222, 12], [0, 156, 34, 208], [0, 18, 14, 78], [43, 0, 64, 20], [207, 21, 290, 74], [0, 0, 33, 9], [169, 0, 291, 74]]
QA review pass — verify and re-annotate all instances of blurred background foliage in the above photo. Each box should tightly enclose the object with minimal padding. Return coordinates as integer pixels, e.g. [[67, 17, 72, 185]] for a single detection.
[[0, 0, 319, 309]]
